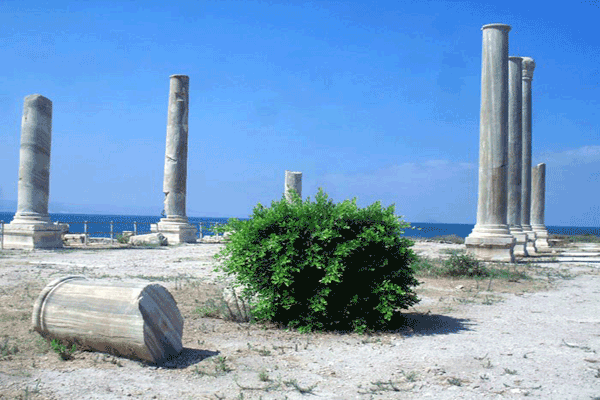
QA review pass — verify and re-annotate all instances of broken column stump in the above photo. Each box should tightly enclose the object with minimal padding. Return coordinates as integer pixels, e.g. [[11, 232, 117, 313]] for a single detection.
[[32, 276, 184, 363]]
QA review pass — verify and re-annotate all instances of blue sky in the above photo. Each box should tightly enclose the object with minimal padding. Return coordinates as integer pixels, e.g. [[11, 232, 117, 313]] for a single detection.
[[0, 0, 598, 226]]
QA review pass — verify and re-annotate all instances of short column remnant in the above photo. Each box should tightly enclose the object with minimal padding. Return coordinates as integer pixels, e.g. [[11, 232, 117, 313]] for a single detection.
[[465, 23, 516, 263], [531, 163, 551, 252], [3, 94, 66, 249], [151, 75, 197, 244], [521, 57, 537, 255], [507, 56, 528, 257], [284, 170, 302, 203], [32, 276, 183, 364]]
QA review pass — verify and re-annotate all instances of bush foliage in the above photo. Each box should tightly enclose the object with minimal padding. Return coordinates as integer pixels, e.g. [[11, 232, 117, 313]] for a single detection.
[[214, 188, 420, 333]]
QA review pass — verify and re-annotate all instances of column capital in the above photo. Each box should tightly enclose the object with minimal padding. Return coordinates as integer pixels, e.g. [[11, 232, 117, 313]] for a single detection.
[[522, 57, 536, 81], [481, 23, 511, 32]]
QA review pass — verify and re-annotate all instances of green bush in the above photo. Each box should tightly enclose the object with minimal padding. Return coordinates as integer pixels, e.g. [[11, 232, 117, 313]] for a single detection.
[[442, 251, 489, 277], [214, 188, 420, 333]]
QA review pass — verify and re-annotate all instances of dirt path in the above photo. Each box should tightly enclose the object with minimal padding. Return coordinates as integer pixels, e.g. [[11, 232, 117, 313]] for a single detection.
[[1, 240, 600, 399]]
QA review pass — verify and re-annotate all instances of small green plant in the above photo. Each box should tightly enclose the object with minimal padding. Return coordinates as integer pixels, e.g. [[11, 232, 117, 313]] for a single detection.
[[0, 337, 19, 359], [283, 378, 317, 394], [447, 377, 462, 386], [50, 339, 76, 361], [442, 251, 489, 277], [258, 369, 270, 382], [116, 234, 129, 244], [214, 188, 420, 333]]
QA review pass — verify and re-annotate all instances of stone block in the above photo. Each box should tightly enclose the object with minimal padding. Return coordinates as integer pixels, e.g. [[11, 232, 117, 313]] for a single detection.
[[130, 233, 168, 246]]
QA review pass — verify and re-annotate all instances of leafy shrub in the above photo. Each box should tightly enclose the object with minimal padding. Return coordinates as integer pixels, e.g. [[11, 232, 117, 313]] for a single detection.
[[214, 188, 420, 333], [442, 251, 489, 277]]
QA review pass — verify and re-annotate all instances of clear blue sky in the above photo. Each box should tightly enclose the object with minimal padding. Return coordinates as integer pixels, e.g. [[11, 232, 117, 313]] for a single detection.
[[1, 0, 598, 226]]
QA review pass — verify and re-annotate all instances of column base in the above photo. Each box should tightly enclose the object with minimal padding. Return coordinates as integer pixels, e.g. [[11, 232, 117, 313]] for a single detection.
[[509, 228, 529, 257], [151, 218, 197, 244], [465, 225, 515, 263], [522, 228, 537, 255], [2, 218, 67, 249], [531, 225, 551, 253]]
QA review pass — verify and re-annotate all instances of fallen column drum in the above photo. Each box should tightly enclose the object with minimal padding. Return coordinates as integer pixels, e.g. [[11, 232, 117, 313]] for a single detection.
[[32, 276, 184, 363]]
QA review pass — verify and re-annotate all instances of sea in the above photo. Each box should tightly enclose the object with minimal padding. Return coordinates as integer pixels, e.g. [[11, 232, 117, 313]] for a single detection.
[[1, 212, 598, 239]]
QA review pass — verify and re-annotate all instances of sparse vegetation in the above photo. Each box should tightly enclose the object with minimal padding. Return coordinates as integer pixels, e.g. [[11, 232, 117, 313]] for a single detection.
[[550, 233, 600, 244], [0, 336, 19, 359], [411, 252, 530, 281], [429, 234, 465, 244], [50, 339, 76, 361]]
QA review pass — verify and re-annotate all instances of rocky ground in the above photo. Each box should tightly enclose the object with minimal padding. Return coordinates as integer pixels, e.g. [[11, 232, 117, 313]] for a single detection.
[[1, 238, 600, 399]]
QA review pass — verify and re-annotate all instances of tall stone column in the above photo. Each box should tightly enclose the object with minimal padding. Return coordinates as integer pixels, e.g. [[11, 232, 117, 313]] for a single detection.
[[507, 56, 528, 257], [284, 171, 302, 203], [531, 163, 551, 252], [465, 23, 515, 263], [4, 94, 65, 249], [521, 57, 537, 254], [152, 75, 197, 244]]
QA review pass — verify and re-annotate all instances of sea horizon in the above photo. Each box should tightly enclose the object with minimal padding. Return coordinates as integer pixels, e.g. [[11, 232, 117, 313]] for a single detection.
[[1, 211, 599, 239]]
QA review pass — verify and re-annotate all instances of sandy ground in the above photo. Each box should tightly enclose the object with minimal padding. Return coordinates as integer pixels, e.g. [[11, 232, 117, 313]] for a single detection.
[[1, 238, 600, 399]]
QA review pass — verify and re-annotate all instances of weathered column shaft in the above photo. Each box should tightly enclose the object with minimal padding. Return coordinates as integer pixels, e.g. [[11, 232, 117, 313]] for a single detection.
[[531, 163, 546, 225], [163, 75, 189, 219], [475, 24, 510, 227], [16, 95, 53, 222], [152, 75, 197, 244], [4, 94, 65, 249], [531, 163, 551, 251], [507, 56, 527, 257], [465, 23, 515, 263], [284, 171, 302, 203], [521, 57, 537, 253]]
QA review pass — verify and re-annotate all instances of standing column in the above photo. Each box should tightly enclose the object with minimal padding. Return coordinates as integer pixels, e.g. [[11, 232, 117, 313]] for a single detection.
[[521, 57, 537, 254], [465, 23, 515, 263], [507, 56, 528, 257], [284, 170, 302, 203], [4, 94, 65, 249], [152, 75, 197, 244], [531, 163, 551, 252]]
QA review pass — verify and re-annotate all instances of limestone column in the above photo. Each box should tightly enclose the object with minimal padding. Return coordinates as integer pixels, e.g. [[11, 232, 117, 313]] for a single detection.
[[507, 56, 528, 257], [4, 94, 65, 249], [531, 163, 551, 252], [521, 57, 537, 254], [284, 171, 302, 203], [152, 75, 197, 244], [465, 23, 515, 263]]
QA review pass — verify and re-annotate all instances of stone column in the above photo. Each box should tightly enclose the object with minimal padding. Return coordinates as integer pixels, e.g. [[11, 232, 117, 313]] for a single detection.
[[284, 171, 302, 203], [152, 75, 197, 244], [521, 57, 537, 254], [531, 163, 551, 252], [507, 56, 528, 257], [4, 94, 65, 249], [465, 24, 515, 263]]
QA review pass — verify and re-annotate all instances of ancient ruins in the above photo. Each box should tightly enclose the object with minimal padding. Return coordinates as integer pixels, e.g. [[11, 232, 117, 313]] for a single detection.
[[465, 24, 516, 262], [2, 25, 553, 257], [3, 94, 66, 249], [284, 170, 303, 203], [507, 56, 528, 257], [521, 57, 538, 255], [151, 74, 198, 244], [465, 24, 550, 262], [532, 163, 551, 252]]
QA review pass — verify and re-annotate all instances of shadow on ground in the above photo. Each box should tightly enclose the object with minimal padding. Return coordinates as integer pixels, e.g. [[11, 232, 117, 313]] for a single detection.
[[391, 313, 474, 336], [159, 348, 220, 369]]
